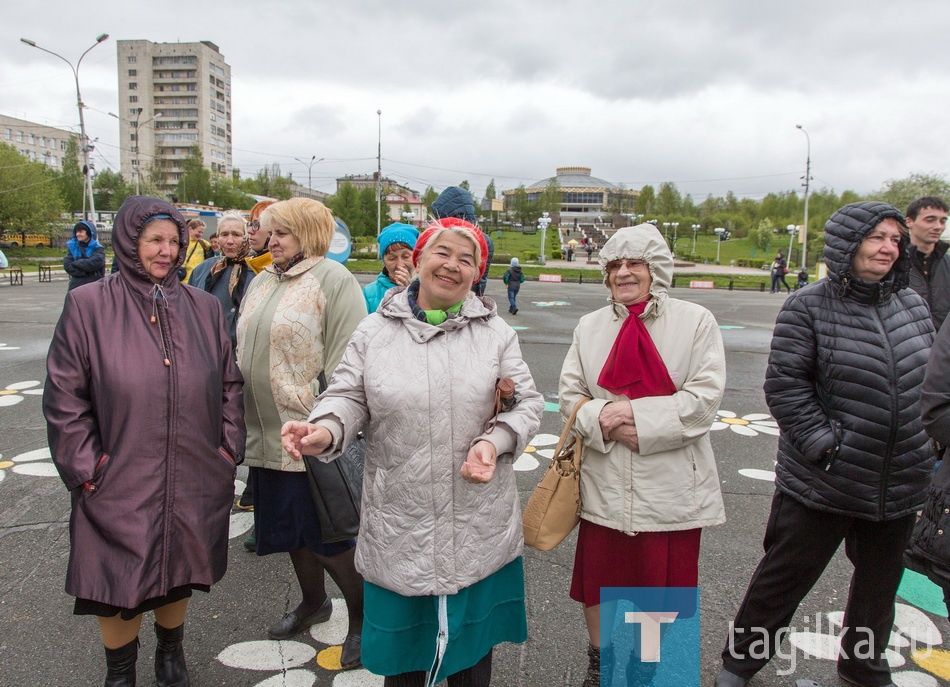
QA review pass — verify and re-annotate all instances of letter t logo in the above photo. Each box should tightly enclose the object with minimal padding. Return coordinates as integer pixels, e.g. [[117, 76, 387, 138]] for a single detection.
[[624, 611, 679, 663]]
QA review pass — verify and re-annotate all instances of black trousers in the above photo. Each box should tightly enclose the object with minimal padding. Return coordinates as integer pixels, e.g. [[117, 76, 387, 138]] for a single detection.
[[721, 490, 915, 686]]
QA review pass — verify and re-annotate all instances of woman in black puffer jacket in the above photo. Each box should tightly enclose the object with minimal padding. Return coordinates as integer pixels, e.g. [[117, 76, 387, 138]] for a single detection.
[[715, 201, 935, 687], [905, 316, 950, 618]]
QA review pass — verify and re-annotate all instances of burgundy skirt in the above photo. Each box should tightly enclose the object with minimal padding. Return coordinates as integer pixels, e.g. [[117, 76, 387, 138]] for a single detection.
[[569, 519, 702, 607]]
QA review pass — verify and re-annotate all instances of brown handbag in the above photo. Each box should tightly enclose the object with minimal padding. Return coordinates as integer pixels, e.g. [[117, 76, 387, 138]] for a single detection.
[[522, 397, 592, 551]]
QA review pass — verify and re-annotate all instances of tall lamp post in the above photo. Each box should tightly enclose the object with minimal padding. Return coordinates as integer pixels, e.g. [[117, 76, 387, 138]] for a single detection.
[[691, 224, 701, 254], [21, 33, 109, 222], [796, 124, 811, 269], [294, 155, 323, 198], [132, 108, 161, 195], [376, 109, 382, 235], [537, 212, 552, 265], [671, 221, 680, 253], [785, 224, 799, 266], [714, 227, 726, 264]]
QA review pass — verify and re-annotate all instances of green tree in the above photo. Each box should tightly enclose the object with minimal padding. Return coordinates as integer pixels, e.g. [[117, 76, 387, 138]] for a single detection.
[[422, 186, 438, 208], [458, 180, 471, 191], [656, 182, 683, 216], [210, 175, 253, 210], [512, 185, 534, 226], [177, 147, 213, 204], [93, 169, 133, 211], [359, 186, 380, 235], [57, 138, 85, 213], [749, 217, 776, 254], [327, 182, 362, 235], [634, 185, 655, 216], [484, 179, 496, 200], [0, 143, 65, 233], [539, 178, 561, 216], [878, 173, 950, 212]]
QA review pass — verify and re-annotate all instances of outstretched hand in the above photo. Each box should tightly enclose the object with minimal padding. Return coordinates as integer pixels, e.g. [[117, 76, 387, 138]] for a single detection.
[[461, 440, 497, 484], [281, 421, 332, 461]]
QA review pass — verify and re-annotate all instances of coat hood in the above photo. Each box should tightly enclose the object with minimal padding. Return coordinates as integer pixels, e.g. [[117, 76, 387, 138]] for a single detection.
[[72, 220, 97, 241], [598, 223, 673, 314], [113, 195, 188, 288], [823, 201, 910, 294]]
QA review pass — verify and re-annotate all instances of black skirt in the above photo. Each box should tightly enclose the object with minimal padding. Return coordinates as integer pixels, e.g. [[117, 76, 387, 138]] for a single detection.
[[74, 584, 209, 620], [249, 466, 356, 557]]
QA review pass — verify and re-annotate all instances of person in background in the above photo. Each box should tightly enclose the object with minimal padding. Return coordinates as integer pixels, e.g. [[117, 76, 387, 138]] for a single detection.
[[0, 246, 7, 270], [905, 196, 950, 331], [282, 217, 543, 686], [363, 222, 419, 314], [236, 197, 366, 669], [180, 218, 213, 282], [245, 199, 277, 275], [44, 196, 245, 687], [795, 267, 809, 290], [431, 185, 494, 296], [769, 251, 790, 294], [559, 223, 726, 687], [208, 233, 220, 257], [503, 257, 525, 315], [63, 220, 106, 291], [714, 202, 935, 687], [188, 211, 254, 351]]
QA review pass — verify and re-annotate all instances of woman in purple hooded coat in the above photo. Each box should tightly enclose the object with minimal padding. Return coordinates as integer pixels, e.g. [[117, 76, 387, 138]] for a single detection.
[[44, 196, 246, 687]]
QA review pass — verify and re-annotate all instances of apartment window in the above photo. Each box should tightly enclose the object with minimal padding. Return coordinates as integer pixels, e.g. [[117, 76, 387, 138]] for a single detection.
[[39, 136, 46, 147], [128, 55, 137, 63], [49, 137, 56, 148], [132, 160, 139, 167], [129, 108, 139, 115], [51, 156, 58, 166], [128, 69, 137, 77], [60, 140, 67, 151], [28, 133, 35, 144], [130, 133, 137, 141], [129, 82, 137, 90], [209, 75, 215, 84], [129, 95, 138, 103], [3, 128, 11, 140]]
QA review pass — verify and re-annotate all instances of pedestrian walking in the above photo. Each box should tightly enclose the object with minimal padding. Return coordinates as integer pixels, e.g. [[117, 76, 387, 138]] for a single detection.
[[503, 257, 525, 314]]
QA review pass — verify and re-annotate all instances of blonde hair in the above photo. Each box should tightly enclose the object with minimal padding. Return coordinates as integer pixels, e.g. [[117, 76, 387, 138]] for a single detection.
[[260, 197, 335, 258]]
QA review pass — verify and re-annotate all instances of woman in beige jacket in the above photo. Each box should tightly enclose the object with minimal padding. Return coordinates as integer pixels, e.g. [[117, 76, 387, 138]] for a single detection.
[[559, 223, 727, 687]]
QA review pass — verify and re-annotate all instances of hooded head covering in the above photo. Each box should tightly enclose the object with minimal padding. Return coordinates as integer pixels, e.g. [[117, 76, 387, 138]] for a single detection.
[[431, 186, 478, 224], [823, 201, 909, 294], [510, 257, 519, 266], [598, 223, 673, 313], [378, 222, 420, 258], [113, 196, 188, 288], [67, 220, 103, 258], [413, 218, 489, 285]]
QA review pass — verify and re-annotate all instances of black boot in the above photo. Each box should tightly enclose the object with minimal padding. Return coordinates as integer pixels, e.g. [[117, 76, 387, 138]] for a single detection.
[[104, 638, 138, 687], [154, 623, 190, 687], [581, 642, 614, 687]]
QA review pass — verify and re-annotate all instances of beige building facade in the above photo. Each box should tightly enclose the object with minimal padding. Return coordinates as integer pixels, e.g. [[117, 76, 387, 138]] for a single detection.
[[0, 114, 77, 171], [117, 40, 232, 196]]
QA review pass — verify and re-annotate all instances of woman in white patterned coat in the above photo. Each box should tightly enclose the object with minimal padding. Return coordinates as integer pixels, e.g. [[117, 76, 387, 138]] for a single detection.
[[282, 218, 544, 687]]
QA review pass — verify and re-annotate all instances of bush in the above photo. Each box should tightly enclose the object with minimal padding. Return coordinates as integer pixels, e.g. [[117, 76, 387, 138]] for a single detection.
[[492, 253, 512, 264], [522, 251, 538, 262], [552, 250, 563, 260]]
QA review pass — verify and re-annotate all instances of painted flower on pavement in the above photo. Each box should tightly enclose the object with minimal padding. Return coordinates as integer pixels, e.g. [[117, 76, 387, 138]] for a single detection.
[[514, 433, 561, 472], [0, 380, 43, 407], [710, 411, 779, 437], [0, 447, 59, 482]]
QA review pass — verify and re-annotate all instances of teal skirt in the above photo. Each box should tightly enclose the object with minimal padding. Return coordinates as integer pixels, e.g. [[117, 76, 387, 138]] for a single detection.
[[362, 557, 527, 681]]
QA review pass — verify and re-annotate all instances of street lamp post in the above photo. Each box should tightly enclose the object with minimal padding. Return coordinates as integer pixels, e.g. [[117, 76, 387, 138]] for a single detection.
[[671, 221, 680, 253], [21, 33, 109, 222], [376, 109, 382, 236], [294, 155, 316, 196], [786, 224, 798, 266], [691, 224, 701, 254], [662, 221, 671, 244], [132, 108, 161, 195], [402, 211, 416, 226], [537, 212, 552, 265], [796, 124, 812, 269], [714, 227, 726, 264]]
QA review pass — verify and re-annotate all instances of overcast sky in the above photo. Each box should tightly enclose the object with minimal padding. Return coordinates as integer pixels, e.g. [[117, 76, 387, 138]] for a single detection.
[[3, 0, 949, 204]]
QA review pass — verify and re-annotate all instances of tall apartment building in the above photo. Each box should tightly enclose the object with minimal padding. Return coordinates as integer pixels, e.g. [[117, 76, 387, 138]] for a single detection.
[[0, 114, 77, 171], [117, 40, 232, 197]]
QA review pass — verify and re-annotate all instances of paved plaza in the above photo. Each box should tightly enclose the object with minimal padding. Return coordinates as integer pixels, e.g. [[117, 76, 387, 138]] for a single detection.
[[0, 275, 947, 687]]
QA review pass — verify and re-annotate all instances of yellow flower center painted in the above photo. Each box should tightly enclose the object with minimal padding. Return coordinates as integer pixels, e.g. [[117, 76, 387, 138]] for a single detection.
[[722, 418, 750, 426], [0, 461, 12, 469], [912, 646, 950, 680], [524, 446, 536, 453], [0, 390, 18, 396], [316, 646, 344, 671]]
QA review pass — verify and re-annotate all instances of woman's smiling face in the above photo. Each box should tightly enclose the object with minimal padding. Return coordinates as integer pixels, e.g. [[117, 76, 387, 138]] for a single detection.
[[415, 231, 479, 311], [605, 258, 652, 305]]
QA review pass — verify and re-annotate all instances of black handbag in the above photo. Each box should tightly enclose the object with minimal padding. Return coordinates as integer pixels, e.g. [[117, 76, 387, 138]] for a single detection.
[[302, 372, 364, 543]]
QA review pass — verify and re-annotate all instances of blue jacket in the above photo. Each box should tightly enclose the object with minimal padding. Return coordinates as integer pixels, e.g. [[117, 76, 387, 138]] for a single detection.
[[64, 220, 105, 290], [363, 272, 398, 314]]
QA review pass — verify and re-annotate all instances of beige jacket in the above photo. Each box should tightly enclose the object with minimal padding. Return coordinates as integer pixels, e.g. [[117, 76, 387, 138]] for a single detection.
[[559, 225, 727, 533]]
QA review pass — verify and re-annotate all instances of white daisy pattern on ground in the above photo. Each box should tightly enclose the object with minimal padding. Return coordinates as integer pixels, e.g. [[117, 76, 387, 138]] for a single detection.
[[784, 604, 949, 684], [514, 433, 560, 472], [0, 380, 43, 407], [0, 447, 59, 482], [216, 599, 382, 685], [711, 411, 779, 436], [737, 468, 776, 482], [0, 343, 21, 350], [532, 301, 570, 307]]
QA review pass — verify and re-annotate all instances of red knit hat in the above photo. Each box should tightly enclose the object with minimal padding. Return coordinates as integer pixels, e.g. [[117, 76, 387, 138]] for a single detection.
[[412, 218, 489, 285]]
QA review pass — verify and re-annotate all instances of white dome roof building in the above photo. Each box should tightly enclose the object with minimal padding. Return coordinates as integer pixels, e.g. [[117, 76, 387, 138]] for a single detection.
[[502, 167, 638, 224]]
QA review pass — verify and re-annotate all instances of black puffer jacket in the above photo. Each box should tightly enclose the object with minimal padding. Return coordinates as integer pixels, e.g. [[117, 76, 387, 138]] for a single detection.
[[766, 201, 935, 521]]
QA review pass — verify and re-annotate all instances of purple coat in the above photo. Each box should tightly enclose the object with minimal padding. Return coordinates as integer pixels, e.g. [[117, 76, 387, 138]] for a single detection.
[[43, 196, 246, 609]]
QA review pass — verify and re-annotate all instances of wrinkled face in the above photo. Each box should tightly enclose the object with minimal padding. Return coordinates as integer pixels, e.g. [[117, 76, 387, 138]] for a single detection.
[[416, 232, 478, 310], [606, 258, 653, 305], [209, 235, 220, 252], [218, 221, 245, 260], [264, 218, 302, 269], [383, 242, 414, 278], [906, 205, 948, 252], [137, 219, 181, 284], [851, 218, 903, 282], [75, 227, 90, 242], [246, 218, 270, 253]]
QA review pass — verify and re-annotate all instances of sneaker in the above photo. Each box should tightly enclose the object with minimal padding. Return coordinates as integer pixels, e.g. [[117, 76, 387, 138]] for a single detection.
[[512, 308, 518, 315]]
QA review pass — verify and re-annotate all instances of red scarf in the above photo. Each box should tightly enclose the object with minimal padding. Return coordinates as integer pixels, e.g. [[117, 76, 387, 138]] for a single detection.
[[597, 300, 677, 400]]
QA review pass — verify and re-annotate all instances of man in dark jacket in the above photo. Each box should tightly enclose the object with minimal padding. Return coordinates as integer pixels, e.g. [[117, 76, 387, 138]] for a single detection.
[[431, 186, 494, 296], [715, 202, 935, 687], [906, 196, 950, 331], [63, 220, 106, 290]]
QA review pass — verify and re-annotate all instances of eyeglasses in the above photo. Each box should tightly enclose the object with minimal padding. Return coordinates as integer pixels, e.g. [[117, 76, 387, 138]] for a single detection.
[[246, 220, 261, 232], [605, 259, 648, 273]]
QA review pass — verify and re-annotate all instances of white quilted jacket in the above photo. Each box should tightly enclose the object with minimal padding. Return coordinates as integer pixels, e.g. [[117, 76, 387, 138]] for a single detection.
[[309, 287, 544, 596]]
